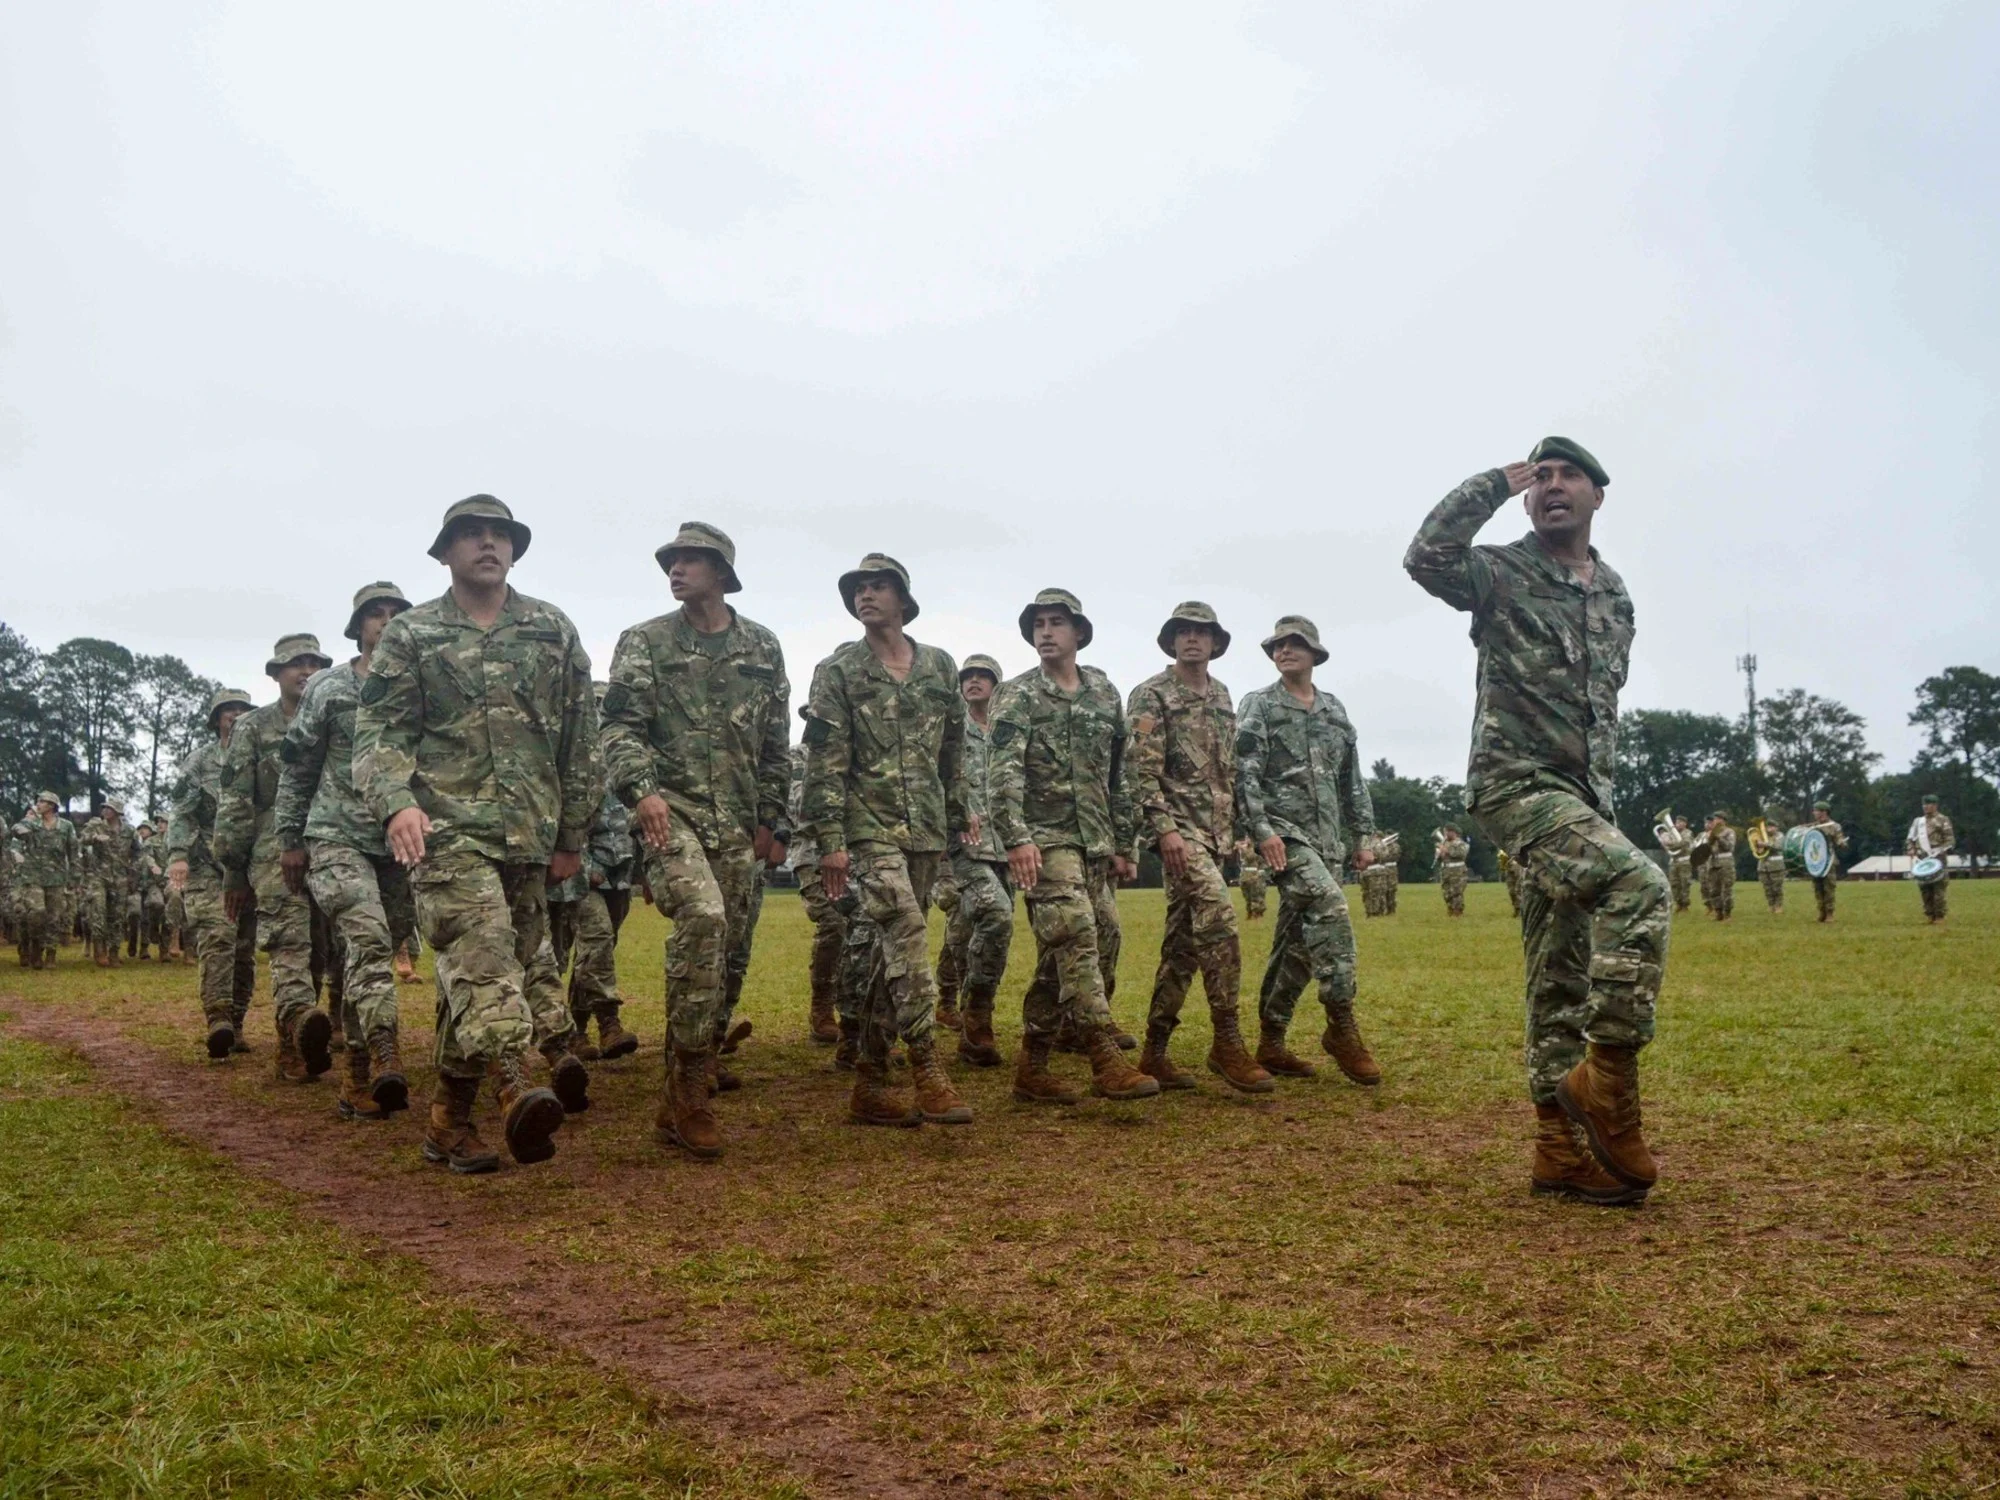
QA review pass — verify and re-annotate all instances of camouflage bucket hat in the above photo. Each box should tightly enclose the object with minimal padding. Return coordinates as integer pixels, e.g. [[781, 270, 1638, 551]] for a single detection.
[[1528, 435, 1609, 488], [838, 552, 920, 624], [1157, 600, 1230, 659], [959, 652, 1003, 683], [266, 633, 333, 677], [428, 494, 531, 562], [344, 580, 413, 642], [137, 822, 154, 834], [1261, 615, 1328, 665], [654, 521, 742, 593], [206, 686, 255, 727], [1018, 588, 1093, 650], [34, 789, 59, 808], [102, 797, 124, 816]]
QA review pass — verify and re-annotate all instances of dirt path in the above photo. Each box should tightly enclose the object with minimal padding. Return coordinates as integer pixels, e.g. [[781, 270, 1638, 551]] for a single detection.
[[4, 1001, 985, 1500]]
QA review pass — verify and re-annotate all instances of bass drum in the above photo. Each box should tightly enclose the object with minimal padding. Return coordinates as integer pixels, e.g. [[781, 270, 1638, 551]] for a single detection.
[[1782, 825, 1833, 879], [1910, 856, 1947, 887]]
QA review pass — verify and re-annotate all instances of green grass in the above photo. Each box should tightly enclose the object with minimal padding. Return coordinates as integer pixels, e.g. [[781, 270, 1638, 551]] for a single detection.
[[7, 877, 1999, 1496]]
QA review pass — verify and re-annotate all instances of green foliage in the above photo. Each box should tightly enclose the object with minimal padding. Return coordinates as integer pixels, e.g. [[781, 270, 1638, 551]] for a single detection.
[[131, 653, 220, 821], [1365, 759, 1489, 879], [0, 623, 67, 815], [1759, 687, 1880, 820], [1613, 708, 1762, 864], [1910, 665, 2000, 784], [41, 637, 139, 811]]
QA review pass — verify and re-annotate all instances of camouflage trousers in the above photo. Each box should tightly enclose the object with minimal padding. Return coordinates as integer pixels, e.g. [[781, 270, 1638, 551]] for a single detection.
[[795, 858, 849, 1018], [1258, 841, 1358, 1032], [1920, 879, 1949, 921], [638, 824, 759, 1052], [1812, 874, 1837, 920], [408, 847, 571, 1079], [183, 864, 257, 1028], [1474, 789, 1670, 1105], [10, 884, 63, 962], [1701, 861, 1735, 917], [1019, 846, 1119, 1040], [1359, 865, 1392, 918], [842, 842, 943, 1050], [130, 888, 165, 954], [1668, 859, 1691, 912], [1504, 860, 1524, 917], [937, 851, 1014, 1013], [728, 877, 764, 1025], [1148, 840, 1240, 1032], [1440, 863, 1468, 916], [1759, 857, 1786, 913], [244, 852, 320, 1029], [566, 887, 626, 1025], [1239, 863, 1267, 918], [306, 842, 415, 1047], [82, 877, 129, 951]]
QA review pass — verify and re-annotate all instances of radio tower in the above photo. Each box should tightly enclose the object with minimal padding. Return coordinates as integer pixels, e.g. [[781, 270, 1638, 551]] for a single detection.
[[1737, 652, 1759, 757]]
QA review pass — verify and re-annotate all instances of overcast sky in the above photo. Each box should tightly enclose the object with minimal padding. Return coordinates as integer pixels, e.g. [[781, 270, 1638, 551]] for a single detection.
[[4, 1, 1994, 779]]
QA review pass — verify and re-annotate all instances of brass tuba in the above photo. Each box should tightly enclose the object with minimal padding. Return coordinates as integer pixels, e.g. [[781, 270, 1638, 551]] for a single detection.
[[1747, 818, 1773, 859]]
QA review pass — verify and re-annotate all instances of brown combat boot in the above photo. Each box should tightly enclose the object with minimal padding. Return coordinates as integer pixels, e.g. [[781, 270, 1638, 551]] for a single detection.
[[1206, 1004, 1274, 1094], [1138, 1022, 1197, 1091], [1320, 993, 1381, 1086], [568, 1014, 600, 1061], [421, 1075, 499, 1174], [393, 945, 418, 984], [1556, 1044, 1657, 1190], [1531, 1104, 1647, 1206], [908, 1039, 973, 1124], [833, 1014, 860, 1072], [541, 1039, 591, 1115], [1011, 1033, 1081, 1104], [1256, 1023, 1316, 1078], [295, 1008, 335, 1079], [957, 998, 1003, 1068], [708, 1054, 742, 1093], [1086, 1023, 1162, 1100], [205, 1012, 235, 1062], [338, 1047, 385, 1121], [489, 1054, 563, 1165], [367, 1027, 409, 1115], [808, 992, 840, 1046], [935, 996, 963, 1035], [95, 948, 111, 968], [597, 1013, 639, 1059], [654, 1046, 722, 1159], [849, 1050, 922, 1127], [719, 1019, 752, 1055], [274, 1014, 315, 1084]]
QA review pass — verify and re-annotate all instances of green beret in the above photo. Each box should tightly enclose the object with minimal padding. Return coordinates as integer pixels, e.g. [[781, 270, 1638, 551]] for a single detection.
[[1922, 793, 1939, 804], [1813, 800, 1831, 812], [1529, 435, 1608, 487]]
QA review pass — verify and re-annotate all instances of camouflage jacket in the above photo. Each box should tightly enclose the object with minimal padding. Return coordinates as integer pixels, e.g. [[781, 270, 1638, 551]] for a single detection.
[[1438, 836, 1470, 866], [784, 744, 818, 867], [134, 836, 167, 894], [213, 700, 300, 884], [802, 639, 965, 856], [1812, 818, 1848, 873], [960, 713, 1006, 863], [1659, 826, 1692, 864], [989, 666, 1136, 859], [356, 588, 598, 864], [1705, 826, 1737, 863], [1235, 682, 1375, 861], [167, 738, 228, 873], [600, 606, 789, 854], [1404, 469, 1635, 816], [1910, 811, 1955, 858], [80, 821, 136, 890], [10, 813, 76, 886], [277, 662, 386, 857], [584, 783, 636, 890], [1125, 667, 1236, 854]]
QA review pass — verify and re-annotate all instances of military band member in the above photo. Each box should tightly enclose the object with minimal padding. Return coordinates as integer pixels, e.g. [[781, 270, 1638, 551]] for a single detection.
[[1406, 438, 1667, 1206], [1237, 616, 1380, 1086], [169, 691, 261, 1054], [1756, 814, 1788, 915], [938, 653, 1014, 1069], [1909, 794, 1955, 923], [1126, 602, 1272, 1094], [1809, 801, 1847, 921], [1359, 838, 1392, 917], [1657, 813, 1693, 913], [1499, 846, 1524, 917], [1236, 837, 1268, 919], [1436, 824, 1471, 916], [1699, 813, 1736, 921]]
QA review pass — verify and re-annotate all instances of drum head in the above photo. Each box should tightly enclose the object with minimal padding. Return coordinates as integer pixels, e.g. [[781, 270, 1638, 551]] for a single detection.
[[1911, 856, 1944, 883], [1801, 828, 1832, 878]]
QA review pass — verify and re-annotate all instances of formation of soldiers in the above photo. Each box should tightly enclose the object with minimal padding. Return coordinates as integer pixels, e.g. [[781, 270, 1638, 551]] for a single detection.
[[8, 436, 1967, 1211], [4, 794, 185, 969]]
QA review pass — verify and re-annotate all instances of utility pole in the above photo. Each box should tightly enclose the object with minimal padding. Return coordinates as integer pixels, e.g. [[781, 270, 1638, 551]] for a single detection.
[[1737, 652, 1758, 756]]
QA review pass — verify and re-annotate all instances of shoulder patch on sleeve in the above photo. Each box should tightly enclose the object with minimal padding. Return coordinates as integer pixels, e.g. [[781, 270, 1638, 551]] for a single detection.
[[601, 683, 633, 718], [992, 721, 1019, 748], [358, 674, 391, 706], [802, 717, 831, 748], [1132, 713, 1158, 737]]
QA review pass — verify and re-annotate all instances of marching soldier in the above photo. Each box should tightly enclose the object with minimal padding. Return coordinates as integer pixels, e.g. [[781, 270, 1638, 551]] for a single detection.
[[1809, 800, 1847, 921], [937, 653, 1014, 1069], [10, 791, 75, 969], [599, 522, 790, 1160], [1908, 794, 1955, 923], [803, 553, 972, 1127], [276, 582, 420, 1122], [1406, 438, 1668, 1207], [1237, 616, 1381, 1086], [356, 495, 596, 1173], [79, 799, 136, 966], [786, 733, 848, 1051], [131, 821, 166, 959], [1236, 837, 1268, 920], [1700, 813, 1736, 921], [990, 589, 1158, 1104], [564, 696, 640, 1062], [1125, 602, 1272, 1094], [1657, 813, 1693, 913], [1757, 814, 1788, 915], [1436, 824, 1471, 916], [215, 633, 337, 1084], [168, 690, 260, 1053]]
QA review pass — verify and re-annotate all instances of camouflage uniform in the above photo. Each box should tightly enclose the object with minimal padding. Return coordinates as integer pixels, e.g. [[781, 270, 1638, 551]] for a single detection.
[[1700, 825, 1737, 918], [1501, 849, 1524, 917], [567, 779, 636, 1033], [215, 697, 322, 1034], [802, 630, 967, 1060], [170, 722, 260, 1033], [278, 659, 418, 1053], [1910, 806, 1955, 921], [1236, 680, 1374, 1035], [1236, 840, 1268, 917], [940, 712, 1014, 1032], [356, 586, 598, 1078], [79, 813, 137, 962], [599, 606, 788, 1053], [1405, 468, 1668, 1105], [1438, 834, 1471, 915], [1126, 664, 1242, 1040], [786, 740, 850, 1035], [1359, 845, 1394, 917], [1383, 855, 1400, 914], [989, 664, 1136, 1040], [1657, 823, 1692, 912], [1809, 815, 1847, 920], [131, 830, 167, 957], [1757, 828, 1787, 914], [8, 801, 75, 967]]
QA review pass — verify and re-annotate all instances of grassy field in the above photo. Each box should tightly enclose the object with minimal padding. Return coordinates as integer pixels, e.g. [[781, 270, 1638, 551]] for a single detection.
[[3, 876, 1997, 1496]]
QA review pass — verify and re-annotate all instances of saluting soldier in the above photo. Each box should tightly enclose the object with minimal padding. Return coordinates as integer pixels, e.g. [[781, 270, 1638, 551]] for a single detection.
[[1406, 438, 1668, 1207], [168, 691, 260, 1053], [1436, 824, 1471, 917], [1809, 800, 1847, 921], [1908, 794, 1955, 923]]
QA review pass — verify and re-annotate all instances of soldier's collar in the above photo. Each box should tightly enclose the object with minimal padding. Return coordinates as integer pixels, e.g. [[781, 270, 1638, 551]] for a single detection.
[[673, 604, 740, 645], [439, 584, 521, 625]]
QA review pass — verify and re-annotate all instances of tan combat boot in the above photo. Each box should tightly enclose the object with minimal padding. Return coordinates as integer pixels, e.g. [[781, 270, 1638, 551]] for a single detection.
[[1206, 1004, 1274, 1094], [367, 1027, 409, 1116], [596, 1012, 639, 1059], [393, 945, 418, 984], [957, 994, 1003, 1069], [719, 1019, 753, 1055], [1138, 1022, 1197, 1091], [849, 1049, 921, 1127], [935, 996, 963, 1035], [541, 1038, 591, 1115], [1256, 1023, 1316, 1078], [654, 1046, 722, 1159], [1086, 1023, 1162, 1101], [1555, 1044, 1657, 1191], [833, 1014, 860, 1072], [274, 1014, 315, 1084], [568, 1013, 601, 1061], [908, 1039, 973, 1124], [489, 1054, 564, 1165], [338, 1047, 385, 1121], [1011, 1032, 1081, 1104], [421, 1075, 499, 1174], [1320, 993, 1381, 1086], [1531, 1103, 1647, 1206], [808, 992, 840, 1046]]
